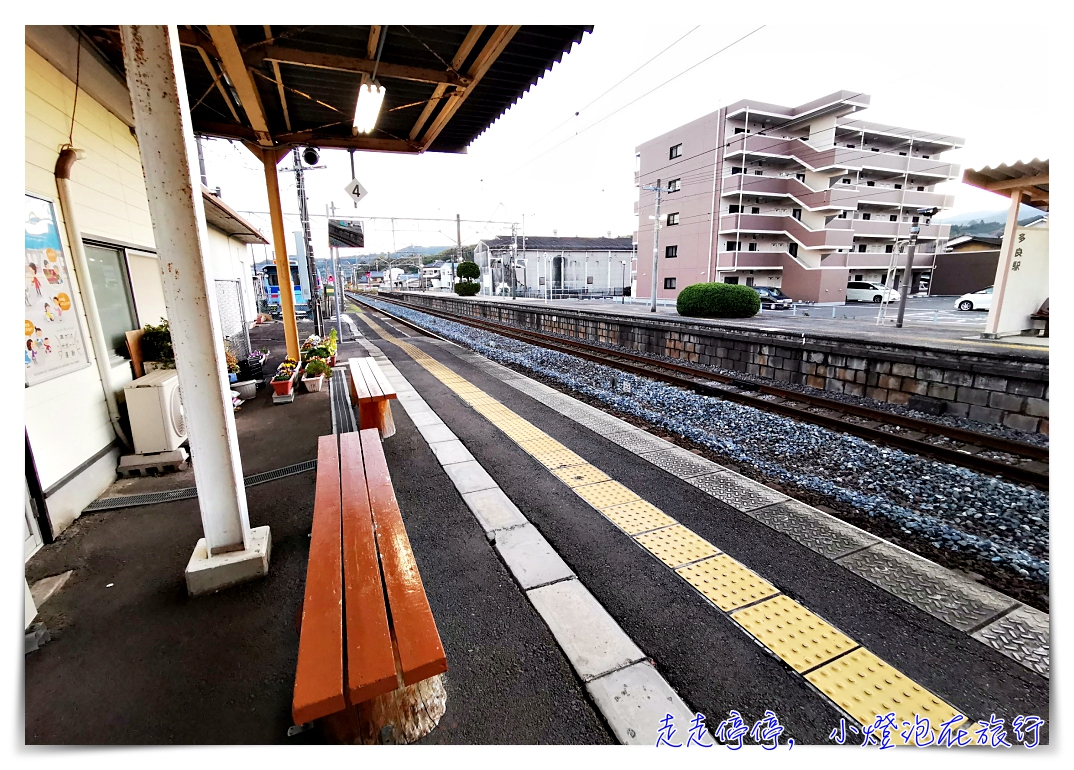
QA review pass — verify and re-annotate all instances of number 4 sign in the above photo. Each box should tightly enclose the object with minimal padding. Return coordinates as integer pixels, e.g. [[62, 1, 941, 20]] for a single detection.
[[345, 178, 368, 204]]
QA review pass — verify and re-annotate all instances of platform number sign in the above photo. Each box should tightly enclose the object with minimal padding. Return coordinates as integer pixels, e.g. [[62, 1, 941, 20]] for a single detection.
[[345, 178, 368, 204]]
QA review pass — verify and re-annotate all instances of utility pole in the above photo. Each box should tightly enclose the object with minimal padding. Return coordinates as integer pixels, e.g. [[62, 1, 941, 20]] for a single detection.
[[511, 223, 518, 299], [287, 149, 323, 335], [455, 213, 461, 291], [328, 203, 343, 342], [641, 179, 667, 313], [895, 207, 938, 328], [195, 134, 208, 187]]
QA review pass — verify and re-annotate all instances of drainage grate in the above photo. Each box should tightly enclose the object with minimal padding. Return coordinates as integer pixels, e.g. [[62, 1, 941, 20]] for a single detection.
[[82, 460, 318, 513], [330, 366, 358, 434]]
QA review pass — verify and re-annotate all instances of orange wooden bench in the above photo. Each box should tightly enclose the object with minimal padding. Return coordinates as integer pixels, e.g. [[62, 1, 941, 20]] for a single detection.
[[348, 357, 398, 438], [293, 430, 447, 743]]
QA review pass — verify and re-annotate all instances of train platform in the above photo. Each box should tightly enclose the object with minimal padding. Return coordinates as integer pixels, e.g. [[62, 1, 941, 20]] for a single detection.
[[396, 291, 1049, 362], [24, 305, 1048, 746]]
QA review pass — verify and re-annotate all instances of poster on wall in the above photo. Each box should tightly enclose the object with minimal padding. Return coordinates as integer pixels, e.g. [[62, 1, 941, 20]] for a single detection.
[[25, 193, 90, 386]]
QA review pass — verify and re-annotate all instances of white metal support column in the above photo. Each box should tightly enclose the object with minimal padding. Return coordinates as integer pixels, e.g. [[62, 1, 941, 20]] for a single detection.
[[120, 25, 270, 595]]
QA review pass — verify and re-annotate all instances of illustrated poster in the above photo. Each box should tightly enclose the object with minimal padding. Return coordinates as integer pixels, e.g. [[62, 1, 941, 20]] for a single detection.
[[25, 194, 90, 386]]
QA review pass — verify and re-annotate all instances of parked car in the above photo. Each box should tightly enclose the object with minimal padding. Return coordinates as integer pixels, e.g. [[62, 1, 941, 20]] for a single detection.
[[845, 281, 900, 303], [955, 286, 993, 311], [752, 286, 794, 309]]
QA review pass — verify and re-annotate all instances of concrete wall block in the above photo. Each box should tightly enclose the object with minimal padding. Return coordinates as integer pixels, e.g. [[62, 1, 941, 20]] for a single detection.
[[968, 405, 1003, 425], [770, 357, 784, 369], [943, 402, 970, 418], [759, 366, 775, 379], [844, 383, 865, 397], [855, 371, 867, 384], [866, 387, 889, 401], [901, 378, 928, 395], [1024, 397, 1049, 418], [747, 364, 761, 376], [866, 372, 879, 387], [809, 351, 826, 363], [988, 392, 1025, 412], [888, 391, 910, 405], [1040, 419, 1049, 435], [829, 355, 847, 368], [956, 387, 989, 406], [847, 357, 868, 370], [878, 374, 902, 390], [773, 369, 794, 383], [926, 382, 957, 401], [915, 367, 945, 383], [806, 375, 826, 389], [801, 362, 816, 376], [939, 369, 975, 387], [1007, 380, 1045, 398], [974, 374, 1008, 392], [873, 361, 891, 375], [892, 362, 916, 377], [1002, 413, 1039, 433], [825, 379, 846, 394]]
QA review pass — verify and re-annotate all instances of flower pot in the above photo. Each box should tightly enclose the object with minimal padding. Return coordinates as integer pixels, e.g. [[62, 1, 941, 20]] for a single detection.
[[302, 373, 325, 393], [271, 371, 297, 396], [228, 372, 238, 383], [329, 354, 337, 367], [233, 380, 258, 400]]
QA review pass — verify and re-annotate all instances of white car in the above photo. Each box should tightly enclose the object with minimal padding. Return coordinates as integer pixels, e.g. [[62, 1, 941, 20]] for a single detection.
[[955, 286, 993, 311], [845, 281, 900, 303]]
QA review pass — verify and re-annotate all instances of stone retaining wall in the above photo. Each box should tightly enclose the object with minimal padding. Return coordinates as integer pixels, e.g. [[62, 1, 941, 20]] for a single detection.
[[386, 293, 1049, 434]]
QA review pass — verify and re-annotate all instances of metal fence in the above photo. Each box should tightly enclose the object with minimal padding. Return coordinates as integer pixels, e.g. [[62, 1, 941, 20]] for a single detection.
[[214, 279, 251, 359]]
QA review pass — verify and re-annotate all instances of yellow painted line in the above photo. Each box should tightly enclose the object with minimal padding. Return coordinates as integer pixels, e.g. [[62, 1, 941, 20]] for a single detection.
[[677, 554, 779, 611], [574, 480, 642, 510], [601, 500, 677, 535], [806, 649, 965, 743], [552, 464, 612, 488], [356, 309, 965, 730], [732, 595, 859, 673]]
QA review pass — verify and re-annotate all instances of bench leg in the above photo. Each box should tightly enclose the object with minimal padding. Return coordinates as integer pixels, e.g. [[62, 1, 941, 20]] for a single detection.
[[376, 400, 396, 439], [320, 674, 446, 744]]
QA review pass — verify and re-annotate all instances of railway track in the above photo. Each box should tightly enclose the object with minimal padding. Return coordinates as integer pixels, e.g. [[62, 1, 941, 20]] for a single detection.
[[349, 292, 1048, 491]]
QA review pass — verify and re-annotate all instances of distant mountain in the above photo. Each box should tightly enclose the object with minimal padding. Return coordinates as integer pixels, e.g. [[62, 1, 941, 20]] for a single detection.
[[938, 204, 1045, 225]]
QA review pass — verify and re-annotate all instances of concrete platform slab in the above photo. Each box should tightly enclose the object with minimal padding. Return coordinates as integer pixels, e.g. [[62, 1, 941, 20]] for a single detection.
[[587, 661, 708, 746], [460, 487, 528, 533], [526, 579, 645, 681], [416, 423, 456, 444], [493, 523, 575, 590], [427, 439, 475, 466], [29, 571, 74, 608], [442, 460, 498, 495]]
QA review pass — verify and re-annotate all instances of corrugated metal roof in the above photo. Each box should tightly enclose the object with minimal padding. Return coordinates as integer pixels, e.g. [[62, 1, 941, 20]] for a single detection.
[[480, 236, 634, 252], [201, 188, 269, 244], [963, 158, 1049, 211]]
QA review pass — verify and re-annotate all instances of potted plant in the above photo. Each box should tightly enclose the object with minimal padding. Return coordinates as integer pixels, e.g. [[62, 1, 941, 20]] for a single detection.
[[225, 347, 240, 383], [271, 358, 300, 396], [140, 318, 175, 371], [301, 356, 332, 392], [325, 328, 338, 366]]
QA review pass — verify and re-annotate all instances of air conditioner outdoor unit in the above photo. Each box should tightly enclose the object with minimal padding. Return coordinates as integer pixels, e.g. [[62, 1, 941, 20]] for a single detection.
[[124, 370, 187, 454]]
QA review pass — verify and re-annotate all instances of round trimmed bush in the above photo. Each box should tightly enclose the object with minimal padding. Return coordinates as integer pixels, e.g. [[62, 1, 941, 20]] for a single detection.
[[456, 261, 480, 281], [676, 282, 760, 318], [454, 282, 480, 296]]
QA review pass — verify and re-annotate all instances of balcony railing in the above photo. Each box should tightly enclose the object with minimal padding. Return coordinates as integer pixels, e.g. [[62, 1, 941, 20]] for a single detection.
[[829, 219, 951, 239], [719, 213, 854, 249], [725, 134, 957, 179], [720, 174, 859, 210]]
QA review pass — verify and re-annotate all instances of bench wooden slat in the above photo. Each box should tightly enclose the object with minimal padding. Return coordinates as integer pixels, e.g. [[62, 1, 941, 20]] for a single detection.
[[339, 432, 399, 704], [293, 436, 346, 725], [365, 357, 397, 401], [348, 359, 373, 405], [360, 428, 448, 686], [357, 358, 385, 401]]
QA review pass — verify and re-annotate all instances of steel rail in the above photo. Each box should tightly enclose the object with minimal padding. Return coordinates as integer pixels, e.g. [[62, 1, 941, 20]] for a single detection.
[[351, 292, 1048, 490]]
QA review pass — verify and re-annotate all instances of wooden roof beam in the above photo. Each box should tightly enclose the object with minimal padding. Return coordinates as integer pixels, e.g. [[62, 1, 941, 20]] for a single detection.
[[409, 24, 485, 142], [420, 25, 520, 151], [263, 25, 292, 133], [252, 45, 470, 87], [206, 25, 274, 146], [367, 26, 382, 59]]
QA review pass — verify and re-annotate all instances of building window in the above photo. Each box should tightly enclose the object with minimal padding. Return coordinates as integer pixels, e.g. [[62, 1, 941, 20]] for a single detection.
[[871, 148, 880, 152], [669, 143, 682, 159], [665, 245, 678, 258], [838, 210, 848, 218], [885, 245, 894, 253], [792, 208, 802, 221], [842, 178, 851, 184], [746, 276, 755, 287], [754, 170, 763, 175], [667, 213, 679, 226], [724, 276, 739, 285], [664, 277, 676, 290], [846, 143, 855, 148], [728, 204, 741, 214], [854, 274, 863, 281], [894, 183, 902, 189], [726, 240, 741, 251], [668, 178, 681, 192], [732, 166, 744, 175], [587, 275, 594, 284], [866, 181, 875, 187], [84, 242, 139, 358], [748, 242, 758, 252], [912, 216, 920, 224], [539, 276, 546, 285], [889, 214, 898, 222], [751, 206, 760, 214], [917, 186, 925, 191], [734, 127, 746, 134], [857, 244, 867, 253], [923, 155, 930, 159], [861, 213, 871, 221], [899, 152, 907, 156], [795, 173, 806, 183], [788, 243, 798, 257]]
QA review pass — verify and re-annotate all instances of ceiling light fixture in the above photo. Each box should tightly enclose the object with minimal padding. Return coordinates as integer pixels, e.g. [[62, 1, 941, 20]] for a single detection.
[[353, 81, 385, 134]]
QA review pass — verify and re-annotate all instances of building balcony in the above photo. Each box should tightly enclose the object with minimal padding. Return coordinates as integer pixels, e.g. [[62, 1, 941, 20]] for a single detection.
[[714, 250, 792, 269], [829, 219, 951, 240], [719, 213, 854, 249], [721, 174, 859, 211], [821, 251, 939, 268], [725, 134, 957, 180], [850, 186, 956, 209]]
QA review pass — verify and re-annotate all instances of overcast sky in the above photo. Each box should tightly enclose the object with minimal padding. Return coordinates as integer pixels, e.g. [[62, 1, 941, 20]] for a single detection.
[[198, 18, 1052, 260]]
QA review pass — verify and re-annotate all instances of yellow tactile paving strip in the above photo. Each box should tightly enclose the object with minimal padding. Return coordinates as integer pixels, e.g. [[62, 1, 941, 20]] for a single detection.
[[357, 309, 965, 732], [806, 649, 965, 743], [732, 596, 858, 673]]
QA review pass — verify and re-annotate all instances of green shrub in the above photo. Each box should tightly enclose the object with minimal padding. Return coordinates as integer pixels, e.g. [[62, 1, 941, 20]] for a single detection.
[[676, 282, 760, 318], [456, 261, 480, 281], [303, 357, 333, 379], [141, 318, 175, 367], [454, 282, 480, 296]]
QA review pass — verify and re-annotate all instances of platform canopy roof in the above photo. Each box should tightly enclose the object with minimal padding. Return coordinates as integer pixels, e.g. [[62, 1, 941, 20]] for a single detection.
[[78, 25, 590, 155], [962, 158, 1049, 211]]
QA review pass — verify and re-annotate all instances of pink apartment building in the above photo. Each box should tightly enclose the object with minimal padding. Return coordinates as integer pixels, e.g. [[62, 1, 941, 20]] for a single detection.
[[633, 90, 963, 304]]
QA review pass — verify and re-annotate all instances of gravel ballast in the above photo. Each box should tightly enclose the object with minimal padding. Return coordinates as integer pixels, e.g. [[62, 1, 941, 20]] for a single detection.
[[364, 298, 1049, 586]]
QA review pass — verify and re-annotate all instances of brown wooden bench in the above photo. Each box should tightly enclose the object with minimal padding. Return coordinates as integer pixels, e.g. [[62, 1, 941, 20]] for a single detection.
[[348, 357, 398, 438], [293, 430, 447, 743]]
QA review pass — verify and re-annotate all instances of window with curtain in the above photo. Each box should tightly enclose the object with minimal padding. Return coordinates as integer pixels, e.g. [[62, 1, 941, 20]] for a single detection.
[[83, 243, 138, 359]]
